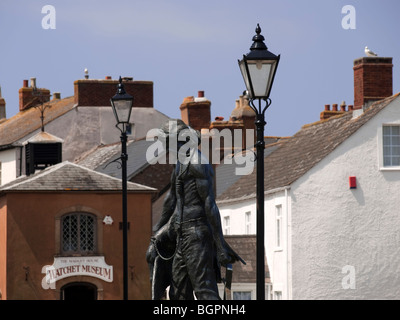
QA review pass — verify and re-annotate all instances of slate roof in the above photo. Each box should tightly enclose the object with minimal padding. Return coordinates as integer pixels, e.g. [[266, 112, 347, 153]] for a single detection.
[[76, 138, 174, 197], [77, 139, 157, 180], [217, 94, 400, 202], [75, 142, 123, 171], [0, 161, 157, 193]]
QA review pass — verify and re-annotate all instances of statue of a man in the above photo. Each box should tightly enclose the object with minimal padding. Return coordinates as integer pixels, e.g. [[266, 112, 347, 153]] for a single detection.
[[146, 119, 244, 300]]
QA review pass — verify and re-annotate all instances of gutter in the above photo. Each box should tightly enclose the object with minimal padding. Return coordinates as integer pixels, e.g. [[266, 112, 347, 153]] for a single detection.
[[217, 185, 291, 205]]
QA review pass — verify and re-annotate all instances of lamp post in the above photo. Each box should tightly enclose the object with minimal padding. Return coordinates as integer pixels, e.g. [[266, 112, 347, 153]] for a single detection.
[[110, 76, 134, 300], [238, 24, 280, 300]]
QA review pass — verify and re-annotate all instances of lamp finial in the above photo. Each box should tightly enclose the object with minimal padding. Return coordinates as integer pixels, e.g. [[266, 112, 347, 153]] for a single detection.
[[250, 23, 267, 51]]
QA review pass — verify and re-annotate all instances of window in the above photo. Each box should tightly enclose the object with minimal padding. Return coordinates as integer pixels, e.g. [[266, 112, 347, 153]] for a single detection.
[[245, 211, 252, 234], [62, 213, 97, 255], [275, 205, 282, 249], [223, 216, 230, 235], [126, 123, 134, 135], [274, 291, 282, 300], [383, 125, 400, 167], [233, 291, 252, 300]]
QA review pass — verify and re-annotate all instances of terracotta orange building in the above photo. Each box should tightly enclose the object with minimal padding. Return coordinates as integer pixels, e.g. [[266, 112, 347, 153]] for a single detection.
[[0, 161, 155, 300]]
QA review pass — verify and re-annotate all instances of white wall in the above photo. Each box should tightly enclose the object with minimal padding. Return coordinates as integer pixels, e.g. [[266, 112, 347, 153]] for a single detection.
[[291, 97, 400, 299], [0, 148, 18, 186], [219, 200, 256, 235], [265, 189, 291, 300], [218, 189, 292, 300]]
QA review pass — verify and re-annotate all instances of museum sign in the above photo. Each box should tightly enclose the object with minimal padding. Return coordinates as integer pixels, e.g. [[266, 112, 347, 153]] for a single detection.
[[42, 256, 113, 289]]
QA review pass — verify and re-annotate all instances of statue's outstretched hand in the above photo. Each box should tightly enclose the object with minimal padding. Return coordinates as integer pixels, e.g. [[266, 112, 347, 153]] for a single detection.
[[218, 242, 246, 266]]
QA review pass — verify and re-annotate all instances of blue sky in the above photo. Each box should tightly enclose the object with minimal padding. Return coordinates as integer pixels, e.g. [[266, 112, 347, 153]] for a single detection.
[[0, 0, 399, 137]]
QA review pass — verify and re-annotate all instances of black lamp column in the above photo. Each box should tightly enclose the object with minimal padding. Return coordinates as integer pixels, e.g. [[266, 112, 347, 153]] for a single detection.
[[238, 24, 280, 300], [110, 76, 134, 300], [255, 102, 267, 301], [121, 129, 128, 301]]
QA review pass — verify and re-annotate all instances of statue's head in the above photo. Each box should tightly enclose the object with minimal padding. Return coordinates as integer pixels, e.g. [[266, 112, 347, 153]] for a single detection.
[[158, 119, 201, 154]]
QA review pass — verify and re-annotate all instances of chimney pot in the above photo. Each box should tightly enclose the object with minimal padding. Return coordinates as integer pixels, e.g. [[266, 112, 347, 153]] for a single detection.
[[30, 78, 36, 89], [105, 76, 112, 80], [332, 104, 338, 111], [19, 78, 50, 111], [341, 105, 346, 112], [348, 105, 354, 111], [198, 91, 204, 98], [325, 104, 330, 111], [180, 94, 211, 131], [53, 92, 61, 100]]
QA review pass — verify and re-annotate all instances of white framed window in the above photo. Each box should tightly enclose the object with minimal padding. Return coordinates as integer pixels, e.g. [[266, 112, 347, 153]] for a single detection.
[[233, 291, 252, 300], [275, 205, 282, 249], [245, 211, 252, 234], [383, 125, 400, 167], [223, 216, 230, 235], [126, 123, 134, 135], [274, 291, 282, 300], [267, 283, 273, 300]]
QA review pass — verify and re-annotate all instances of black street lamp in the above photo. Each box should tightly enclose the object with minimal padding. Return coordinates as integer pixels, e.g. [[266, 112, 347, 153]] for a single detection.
[[110, 76, 134, 300], [238, 24, 280, 300]]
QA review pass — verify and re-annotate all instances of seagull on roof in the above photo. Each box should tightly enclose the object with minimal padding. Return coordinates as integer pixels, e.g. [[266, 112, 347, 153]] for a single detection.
[[365, 46, 378, 57]]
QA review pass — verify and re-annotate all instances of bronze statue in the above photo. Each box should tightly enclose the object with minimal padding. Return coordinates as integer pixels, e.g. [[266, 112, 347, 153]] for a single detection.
[[146, 119, 244, 300]]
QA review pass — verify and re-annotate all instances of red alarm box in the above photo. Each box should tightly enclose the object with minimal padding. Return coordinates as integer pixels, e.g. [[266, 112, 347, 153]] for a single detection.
[[349, 176, 356, 189]]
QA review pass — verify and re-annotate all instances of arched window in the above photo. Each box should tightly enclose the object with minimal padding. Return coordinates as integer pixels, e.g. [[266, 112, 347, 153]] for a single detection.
[[61, 213, 97, 255]]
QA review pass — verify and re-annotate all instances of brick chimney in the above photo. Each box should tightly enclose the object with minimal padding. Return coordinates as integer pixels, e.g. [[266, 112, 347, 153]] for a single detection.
[[74, 77, 153, 108], [180, 91, 211, 131], [320, 103, 349, 120], [353, 57, 393, 109], [0, 86, 6, 120], [19, 78, 51, 112]]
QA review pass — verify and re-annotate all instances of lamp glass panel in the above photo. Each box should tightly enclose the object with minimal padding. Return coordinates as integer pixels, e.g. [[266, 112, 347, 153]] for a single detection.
[[239, 60, 252, 96], [246, 60, 272, 98], [112, 99, 132, 123]]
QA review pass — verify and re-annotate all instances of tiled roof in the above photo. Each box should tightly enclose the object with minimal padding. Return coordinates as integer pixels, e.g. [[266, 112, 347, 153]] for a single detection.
[[218, 94, 400, 202], [0, 96, 75, 146], [215, 138, 285, 198], [221, 235, 270, 283], [0, 161, 157, 193]]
